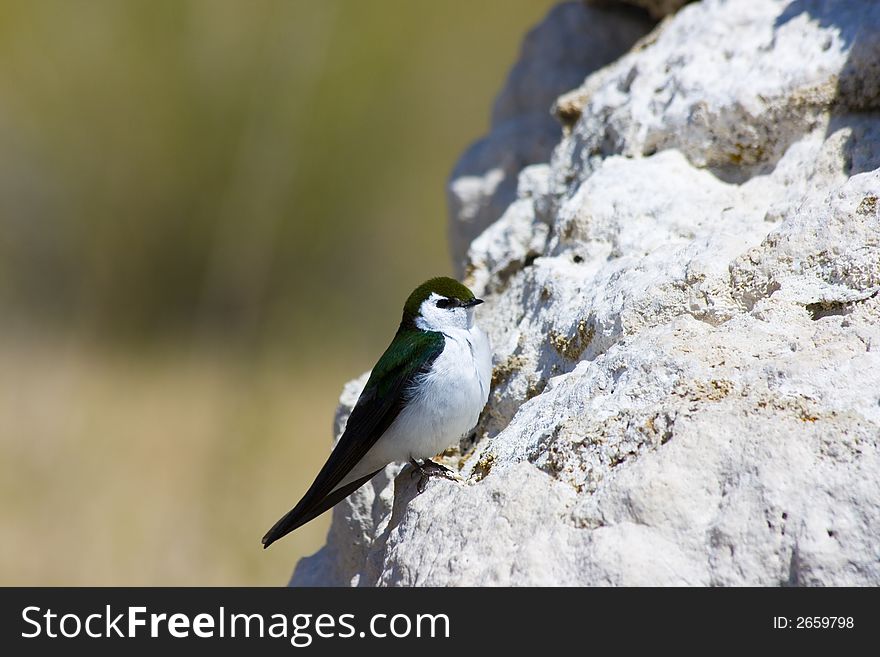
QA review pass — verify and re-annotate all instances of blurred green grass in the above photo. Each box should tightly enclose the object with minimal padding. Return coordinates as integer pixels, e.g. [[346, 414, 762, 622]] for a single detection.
[[0, 0, 557, 584], [0, 338, 341, 584]]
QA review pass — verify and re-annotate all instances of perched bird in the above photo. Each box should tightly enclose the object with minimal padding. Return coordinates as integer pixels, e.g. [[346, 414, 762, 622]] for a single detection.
[[262, 277, 492, 549]]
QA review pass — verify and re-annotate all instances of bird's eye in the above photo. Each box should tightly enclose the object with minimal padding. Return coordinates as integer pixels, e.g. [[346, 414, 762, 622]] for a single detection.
[[436, 298, 451, 309]]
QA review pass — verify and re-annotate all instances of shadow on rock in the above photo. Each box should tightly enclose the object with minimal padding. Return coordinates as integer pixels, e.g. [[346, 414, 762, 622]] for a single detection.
[[777, 0, 880, 174]]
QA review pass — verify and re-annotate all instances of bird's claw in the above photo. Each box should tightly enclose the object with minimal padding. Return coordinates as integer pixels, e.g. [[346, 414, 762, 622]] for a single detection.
[[409, 458, 459, 493]]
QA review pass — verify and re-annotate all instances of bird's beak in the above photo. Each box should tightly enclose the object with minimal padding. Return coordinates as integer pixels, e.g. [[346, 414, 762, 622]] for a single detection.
[[464, 298, 484, 308]]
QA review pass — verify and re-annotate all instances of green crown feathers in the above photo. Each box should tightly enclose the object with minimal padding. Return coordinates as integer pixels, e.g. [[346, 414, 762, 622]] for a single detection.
[[402, 277, 476, 321]]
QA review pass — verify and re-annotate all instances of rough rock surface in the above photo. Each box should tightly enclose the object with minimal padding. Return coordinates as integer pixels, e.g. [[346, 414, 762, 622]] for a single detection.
[[446, 2, 654, 273], [293, 0, 880, 586]]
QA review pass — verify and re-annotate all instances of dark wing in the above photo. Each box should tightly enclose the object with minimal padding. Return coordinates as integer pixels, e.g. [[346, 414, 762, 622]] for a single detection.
[[261, 328, 445, 548]]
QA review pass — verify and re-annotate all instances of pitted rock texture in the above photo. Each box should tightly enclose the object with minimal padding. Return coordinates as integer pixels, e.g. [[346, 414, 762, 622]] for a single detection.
[[446, 1, 654, 273], [292, 0, 880, 586]]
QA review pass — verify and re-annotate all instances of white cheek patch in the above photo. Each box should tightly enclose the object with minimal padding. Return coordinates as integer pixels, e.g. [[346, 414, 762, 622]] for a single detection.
[[416, 293, 469, 332]]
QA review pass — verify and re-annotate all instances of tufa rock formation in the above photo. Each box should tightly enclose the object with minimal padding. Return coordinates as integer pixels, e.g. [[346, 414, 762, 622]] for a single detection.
[[293, 0, 880, 586]]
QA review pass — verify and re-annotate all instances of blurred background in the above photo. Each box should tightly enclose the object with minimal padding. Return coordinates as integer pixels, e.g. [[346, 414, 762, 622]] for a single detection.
[[0, 0, 557, 584]]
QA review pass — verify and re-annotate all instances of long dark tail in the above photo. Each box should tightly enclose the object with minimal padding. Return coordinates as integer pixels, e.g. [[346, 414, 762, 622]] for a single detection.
[[261, 469, 382, 549]]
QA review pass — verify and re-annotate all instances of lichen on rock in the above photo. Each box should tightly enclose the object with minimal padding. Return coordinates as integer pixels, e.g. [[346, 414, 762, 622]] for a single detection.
[[292, 0, 880, 586]]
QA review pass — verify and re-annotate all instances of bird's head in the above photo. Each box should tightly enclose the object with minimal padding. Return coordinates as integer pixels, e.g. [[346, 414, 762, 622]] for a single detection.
[[402, 277, 483, 332]]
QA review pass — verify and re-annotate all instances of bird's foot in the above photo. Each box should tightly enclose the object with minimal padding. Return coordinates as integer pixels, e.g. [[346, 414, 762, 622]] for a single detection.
[[409, 458, 459, 493]]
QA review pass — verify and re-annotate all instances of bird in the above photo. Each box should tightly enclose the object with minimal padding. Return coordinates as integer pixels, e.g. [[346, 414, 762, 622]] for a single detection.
[[262, 276, 492, 549]]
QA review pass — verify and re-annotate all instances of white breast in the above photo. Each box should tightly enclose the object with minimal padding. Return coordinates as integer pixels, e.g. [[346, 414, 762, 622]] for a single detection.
[[338, 324, 492, 487], [396, 324, 492, 459]]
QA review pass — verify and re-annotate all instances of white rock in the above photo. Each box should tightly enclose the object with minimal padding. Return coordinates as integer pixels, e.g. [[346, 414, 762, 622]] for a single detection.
[[552, 0, 880, 187], [447, 2, 653, 272], [292, 0, 880, 586]]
